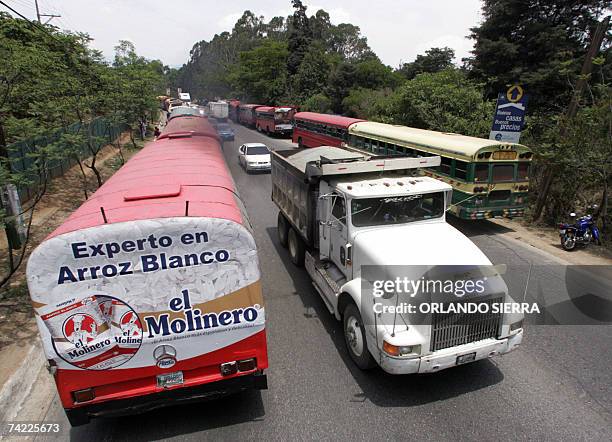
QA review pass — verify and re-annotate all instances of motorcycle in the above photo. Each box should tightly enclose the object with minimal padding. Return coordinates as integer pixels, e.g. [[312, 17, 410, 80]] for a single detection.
[[558, 205, 602, 251]]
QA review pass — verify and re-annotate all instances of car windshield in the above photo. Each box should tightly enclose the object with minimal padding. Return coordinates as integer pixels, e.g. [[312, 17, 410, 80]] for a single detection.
[[247, 145, 269, 155], [351, 192, 445, 227], [217, 125, 231, 131]]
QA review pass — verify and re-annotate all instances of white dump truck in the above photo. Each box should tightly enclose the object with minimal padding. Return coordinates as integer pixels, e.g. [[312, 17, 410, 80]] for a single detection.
[[208, 101, 229, 121], [271, 146, 523, 374]]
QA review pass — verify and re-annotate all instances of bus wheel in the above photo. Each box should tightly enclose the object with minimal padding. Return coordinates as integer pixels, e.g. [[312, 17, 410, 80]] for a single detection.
[[288, 228, 305, 267], [343, 303, 376, 370], [277, 212, 289, 247], [298, 137, 303, 149]]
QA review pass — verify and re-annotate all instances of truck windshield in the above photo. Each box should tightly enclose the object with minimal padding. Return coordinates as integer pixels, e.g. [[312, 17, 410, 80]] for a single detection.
[[275, 111, 291, 122], [247, 146, 269, 155], [351, 192, 445, 227]]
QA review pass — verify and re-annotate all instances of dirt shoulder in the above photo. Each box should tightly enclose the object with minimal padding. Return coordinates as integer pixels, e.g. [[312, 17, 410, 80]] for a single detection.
[[489, 217, 612, 266]]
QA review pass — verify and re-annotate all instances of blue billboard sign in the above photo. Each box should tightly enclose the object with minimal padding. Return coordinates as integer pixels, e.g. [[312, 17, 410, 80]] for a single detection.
[[489, 85, 529, 143]]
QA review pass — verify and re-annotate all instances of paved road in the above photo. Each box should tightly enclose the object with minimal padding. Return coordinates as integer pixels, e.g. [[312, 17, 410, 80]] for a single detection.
[[51, 123, 611, 441]]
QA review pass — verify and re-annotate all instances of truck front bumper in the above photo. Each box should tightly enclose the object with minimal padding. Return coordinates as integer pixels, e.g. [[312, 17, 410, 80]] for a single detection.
[[377, 330, 523, 375]]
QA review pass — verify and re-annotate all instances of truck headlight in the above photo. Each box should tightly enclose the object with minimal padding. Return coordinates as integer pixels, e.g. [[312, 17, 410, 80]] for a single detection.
[[510, 319, 523, 333], [383, 341, 421, 357]]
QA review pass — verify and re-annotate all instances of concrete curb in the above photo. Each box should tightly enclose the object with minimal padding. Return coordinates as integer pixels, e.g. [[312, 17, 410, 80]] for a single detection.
[[0, 341, 45, 423]]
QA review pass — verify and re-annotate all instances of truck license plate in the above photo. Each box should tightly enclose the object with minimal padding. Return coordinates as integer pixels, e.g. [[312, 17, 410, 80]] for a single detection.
[[456, 352, 476, 365], [157, 371, 184, 388]]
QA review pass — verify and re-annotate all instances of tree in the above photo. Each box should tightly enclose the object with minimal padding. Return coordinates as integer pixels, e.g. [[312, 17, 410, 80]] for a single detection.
[[229, 40, 289, 103], [111, 40, 164, 145], [328, 23, 374, 61], [399, 47, 455, 80], [292, 42, 330, 101], [326, 60, 357, 113], [353, 58, 401, 90], [389, 68, 495, 137], [466, 0, 609, 112], [287, 0, 312, 76], [302, 93, 332, 113], [342, 88, 395, 119]]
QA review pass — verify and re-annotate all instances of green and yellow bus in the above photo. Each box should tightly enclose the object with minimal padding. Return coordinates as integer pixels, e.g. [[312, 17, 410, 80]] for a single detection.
[[346, 122, 533, 219]]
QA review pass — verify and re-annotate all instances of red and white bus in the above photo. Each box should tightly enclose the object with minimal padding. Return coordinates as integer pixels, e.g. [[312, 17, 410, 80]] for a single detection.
[[26, 115, 268, 426], [238, 104, 263, 127], [292, 112, 364, 148], [255, 106, 297, 137]]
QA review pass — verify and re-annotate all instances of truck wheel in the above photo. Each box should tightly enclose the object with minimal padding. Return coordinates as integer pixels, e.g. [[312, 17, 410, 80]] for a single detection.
[[65, 408, 90, 426], [277, 212, 289, 247], [288, 228, 305, 267], [343, 303, 376, 370]]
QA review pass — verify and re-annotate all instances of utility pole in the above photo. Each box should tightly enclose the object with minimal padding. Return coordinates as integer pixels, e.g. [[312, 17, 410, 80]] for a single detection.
[[532, 15, 611, 221], [34, 0, 60, 25]]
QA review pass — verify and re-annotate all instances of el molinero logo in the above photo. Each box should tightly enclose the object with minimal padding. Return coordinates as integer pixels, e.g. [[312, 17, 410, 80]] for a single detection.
[[143, 290, 259, 339]]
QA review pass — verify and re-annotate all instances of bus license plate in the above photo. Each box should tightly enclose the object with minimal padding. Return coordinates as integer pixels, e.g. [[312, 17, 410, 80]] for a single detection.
[[157, 371, 184, 388], [456, 352, 476, 365]]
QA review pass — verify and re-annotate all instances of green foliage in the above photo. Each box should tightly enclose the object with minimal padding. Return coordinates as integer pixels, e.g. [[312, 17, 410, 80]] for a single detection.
[[178, 2, 379, 107], [287, 0, 312, 76], [388, 69, 495, 137], [229, 40, 289, 104], [399, 47, 455, 80], [292, 42, 330, 100], [301, 93, 332, 113], [341, 88, 395, 120], [466, 0, 608, 112]]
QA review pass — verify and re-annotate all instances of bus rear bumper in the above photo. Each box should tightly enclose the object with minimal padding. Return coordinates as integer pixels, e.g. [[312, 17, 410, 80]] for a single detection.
[[65, 371, 267, 424], [458, 207, 525, 219]]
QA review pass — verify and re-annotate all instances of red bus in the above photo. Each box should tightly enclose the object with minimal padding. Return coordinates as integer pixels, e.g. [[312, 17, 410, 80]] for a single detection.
[[292, 112, 365, 148], [26, 115, 268, 426], [238, 104, 264, 127], [255, 106, 297, 137], [228, 99, 240, 122]]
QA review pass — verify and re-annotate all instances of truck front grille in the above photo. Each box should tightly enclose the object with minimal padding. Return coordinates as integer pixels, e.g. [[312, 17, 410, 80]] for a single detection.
[[430, 297, 502, 352]]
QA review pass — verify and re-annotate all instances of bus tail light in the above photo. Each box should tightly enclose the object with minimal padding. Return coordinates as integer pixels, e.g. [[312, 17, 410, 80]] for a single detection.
[[220, 361, 237, 376], [221, 358, 258, 376], [237, 358, 257, 372], [73, 388, 95, 403]]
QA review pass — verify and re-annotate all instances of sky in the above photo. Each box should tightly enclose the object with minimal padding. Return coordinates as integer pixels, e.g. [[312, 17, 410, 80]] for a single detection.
[[2, 0, 484, 68]]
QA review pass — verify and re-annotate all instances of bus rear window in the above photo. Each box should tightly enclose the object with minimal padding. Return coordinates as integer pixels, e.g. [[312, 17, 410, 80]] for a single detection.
[[492, 164, 514, 182], [517, 163, 530, 180], [474, 164, 489, 182]]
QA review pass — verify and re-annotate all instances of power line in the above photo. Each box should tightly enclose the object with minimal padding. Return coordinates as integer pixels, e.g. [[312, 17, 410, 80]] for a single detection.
[[0, 0, 62, 42]]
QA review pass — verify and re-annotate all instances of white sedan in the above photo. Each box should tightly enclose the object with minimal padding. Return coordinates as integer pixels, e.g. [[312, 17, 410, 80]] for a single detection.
[[238, 143, 271, 173]]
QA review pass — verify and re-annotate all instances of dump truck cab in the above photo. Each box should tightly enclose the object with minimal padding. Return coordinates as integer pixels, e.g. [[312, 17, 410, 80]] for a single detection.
[[272, 146, 523, 374]]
